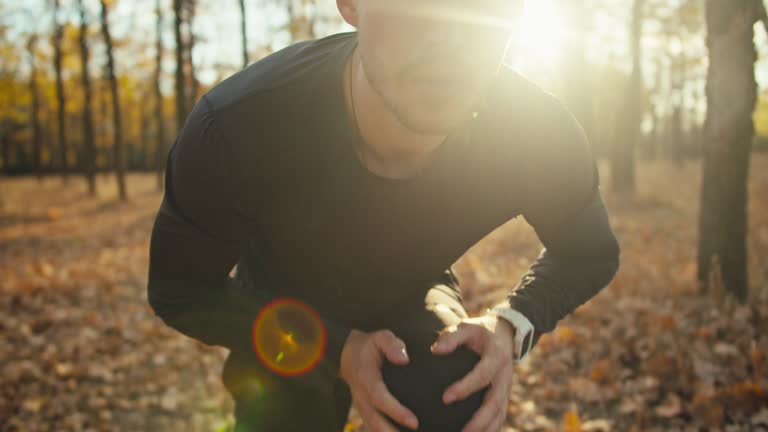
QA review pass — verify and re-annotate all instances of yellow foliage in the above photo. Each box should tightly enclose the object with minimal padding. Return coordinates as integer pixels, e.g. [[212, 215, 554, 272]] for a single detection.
[[755, 91, 768, 137], [589, 358, 613, 383], [46, 207, 63, 221], [555, 325, 577, 345], [562, 410, 582, 432]]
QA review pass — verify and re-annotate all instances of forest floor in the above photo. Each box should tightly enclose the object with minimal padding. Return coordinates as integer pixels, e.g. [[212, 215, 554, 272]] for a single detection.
[[1, 155, 767, 432]]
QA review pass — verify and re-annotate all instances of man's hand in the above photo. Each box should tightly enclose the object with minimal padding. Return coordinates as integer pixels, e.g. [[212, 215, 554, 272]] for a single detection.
[[430, 315, 516, 432], [340, 329, 420, 431]]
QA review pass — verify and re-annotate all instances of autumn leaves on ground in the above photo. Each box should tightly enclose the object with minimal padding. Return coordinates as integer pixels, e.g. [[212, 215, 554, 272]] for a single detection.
[[1, 157, 767, 432]]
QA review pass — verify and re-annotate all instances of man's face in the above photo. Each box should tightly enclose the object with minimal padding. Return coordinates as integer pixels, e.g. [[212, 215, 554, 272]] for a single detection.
[[344, 0, 522, 135]]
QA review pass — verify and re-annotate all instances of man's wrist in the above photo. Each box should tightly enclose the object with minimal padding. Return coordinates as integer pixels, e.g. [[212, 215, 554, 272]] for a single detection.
[[493, 315, 517, 359], [486, 303, 535, 362]]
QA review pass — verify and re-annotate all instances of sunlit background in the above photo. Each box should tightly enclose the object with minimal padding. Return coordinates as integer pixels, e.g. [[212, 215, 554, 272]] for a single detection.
[[1, 0, 768, 431], [1, 0, 766, 167]]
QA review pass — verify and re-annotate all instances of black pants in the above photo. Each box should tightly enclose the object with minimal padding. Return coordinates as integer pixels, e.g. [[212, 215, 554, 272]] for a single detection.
[[222, 263, 487, 432]]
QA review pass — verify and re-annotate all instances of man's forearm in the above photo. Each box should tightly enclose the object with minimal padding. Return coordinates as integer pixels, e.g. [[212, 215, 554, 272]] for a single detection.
[[504, 246, 620, 351], [149, 274, 352, 376], [147, 206, 352, 376], [148, 275, 259, 352]]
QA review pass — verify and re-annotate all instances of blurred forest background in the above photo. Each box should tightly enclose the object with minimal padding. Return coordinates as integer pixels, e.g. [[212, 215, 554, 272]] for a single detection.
[[1, 0, 768, 431]]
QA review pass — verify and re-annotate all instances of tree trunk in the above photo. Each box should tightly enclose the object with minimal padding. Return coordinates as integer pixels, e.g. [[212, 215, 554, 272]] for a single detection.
[[27, 36, 43, 179], [52, 0, 68, 182], [240, 0, 248, 68], [97, 79, 110, 168], [77, 0, 98, 195], [646, 56, 665, 162], [285, 0, 318, 41], [155, 0, 167, 191], [647, 102, 658, 160], [99, 0, 127, 201], [697, 0, 764, 301], [185, 0, 199, 109], [670, 45, 687, 165], [139, 92, 151, 170], [611, 0, 644, 196], [559, 0, 595, 144], [173, 0, 187, 131], [1, 124, 8, 171], [670, 106, 684, 165]]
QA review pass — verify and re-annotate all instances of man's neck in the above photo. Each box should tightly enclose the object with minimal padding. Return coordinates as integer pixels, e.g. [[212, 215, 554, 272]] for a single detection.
[[343, 47, 446, 179]]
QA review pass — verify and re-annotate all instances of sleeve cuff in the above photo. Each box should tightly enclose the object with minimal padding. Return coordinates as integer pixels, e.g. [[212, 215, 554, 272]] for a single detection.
[[488, 304, 535, 363]]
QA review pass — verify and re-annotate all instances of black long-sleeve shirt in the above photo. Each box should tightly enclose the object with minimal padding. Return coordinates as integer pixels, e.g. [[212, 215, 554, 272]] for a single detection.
[[146, 31, 620, 376]]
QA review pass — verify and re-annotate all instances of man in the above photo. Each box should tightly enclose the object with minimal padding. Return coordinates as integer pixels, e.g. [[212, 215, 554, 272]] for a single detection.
[[146, 0, 621, 431]]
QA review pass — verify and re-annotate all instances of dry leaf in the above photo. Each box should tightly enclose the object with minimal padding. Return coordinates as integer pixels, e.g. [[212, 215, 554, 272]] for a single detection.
[[562, 410, 582, 432], [654, 393, 683, 418]]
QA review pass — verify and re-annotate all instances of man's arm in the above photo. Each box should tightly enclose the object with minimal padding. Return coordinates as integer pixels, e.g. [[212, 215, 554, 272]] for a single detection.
[[501, 183, 620, 357], [491, 96, 621, 360], [146, 95, 352, 375]]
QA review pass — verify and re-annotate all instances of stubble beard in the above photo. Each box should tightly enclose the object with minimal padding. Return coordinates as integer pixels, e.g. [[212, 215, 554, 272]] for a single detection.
[[358, 50, 469, 137]]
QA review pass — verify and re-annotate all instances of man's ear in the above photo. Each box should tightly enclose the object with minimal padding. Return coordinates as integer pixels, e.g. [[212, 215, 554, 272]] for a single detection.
[[336, 0, 359, 27]]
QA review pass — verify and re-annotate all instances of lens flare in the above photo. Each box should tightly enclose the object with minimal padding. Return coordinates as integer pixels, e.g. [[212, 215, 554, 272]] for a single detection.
[[251, 298, 327, 377]]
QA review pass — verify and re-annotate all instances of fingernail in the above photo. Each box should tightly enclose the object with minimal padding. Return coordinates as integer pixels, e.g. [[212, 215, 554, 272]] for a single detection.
[[444, 392, 455, 404], [431, 342, 440, 352], [400, 348, 409, 361], [408, 416, 418, 429]]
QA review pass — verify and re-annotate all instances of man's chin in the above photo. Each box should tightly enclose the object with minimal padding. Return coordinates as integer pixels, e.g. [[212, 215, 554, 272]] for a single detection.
[[396, 112, 469, 136]]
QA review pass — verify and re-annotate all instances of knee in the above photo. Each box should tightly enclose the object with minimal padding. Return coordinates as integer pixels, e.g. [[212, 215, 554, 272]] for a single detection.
[[381, 340, 488, 432]]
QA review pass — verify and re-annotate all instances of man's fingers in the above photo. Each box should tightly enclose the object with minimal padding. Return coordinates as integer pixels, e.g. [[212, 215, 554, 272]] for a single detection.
[[372, 330, 410, 365], [463, 400, 501, 432], [432, 322, 492, 356], [490, 410, 508, 432], [357, 400, 400, 432], [368, 381, 419, 430], [489, 392, 510, 432], [460, 380, 508, 432], [443, 355, 497, 403], [431, 323, 478, 355]]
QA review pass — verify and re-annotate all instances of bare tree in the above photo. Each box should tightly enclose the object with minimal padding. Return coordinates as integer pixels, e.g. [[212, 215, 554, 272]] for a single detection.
[[239, 0, 248, 68], [275, 0, 318, 42], [52, 0, 68, 181], [99, 0, 127, 200], [184, 0, 199, 109], [140, 90, 151, 169], [77, 0, 98, 195], [611, 0, 645, 196], [173, 0, 186, 130], [697, 0, 768, 301], [559, 0, 595, 144], [155, 0, 167, 190], [26, 35, 42, 178]]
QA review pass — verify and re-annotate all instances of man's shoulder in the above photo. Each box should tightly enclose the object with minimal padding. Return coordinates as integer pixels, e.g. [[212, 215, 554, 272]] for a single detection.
[[203, 32, 356, 113], [479, 65, 595, 194], [483, 64, 589, 152], [485, 65, 570, 128]]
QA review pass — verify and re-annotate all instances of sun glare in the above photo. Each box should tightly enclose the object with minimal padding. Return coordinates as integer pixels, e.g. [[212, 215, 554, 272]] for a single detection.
[[511, 0, 564, 66]]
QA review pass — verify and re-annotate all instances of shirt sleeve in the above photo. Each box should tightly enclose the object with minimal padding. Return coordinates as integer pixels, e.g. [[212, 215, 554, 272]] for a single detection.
[[146, 94, 352, 376], [501, 95, 621, 355]]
